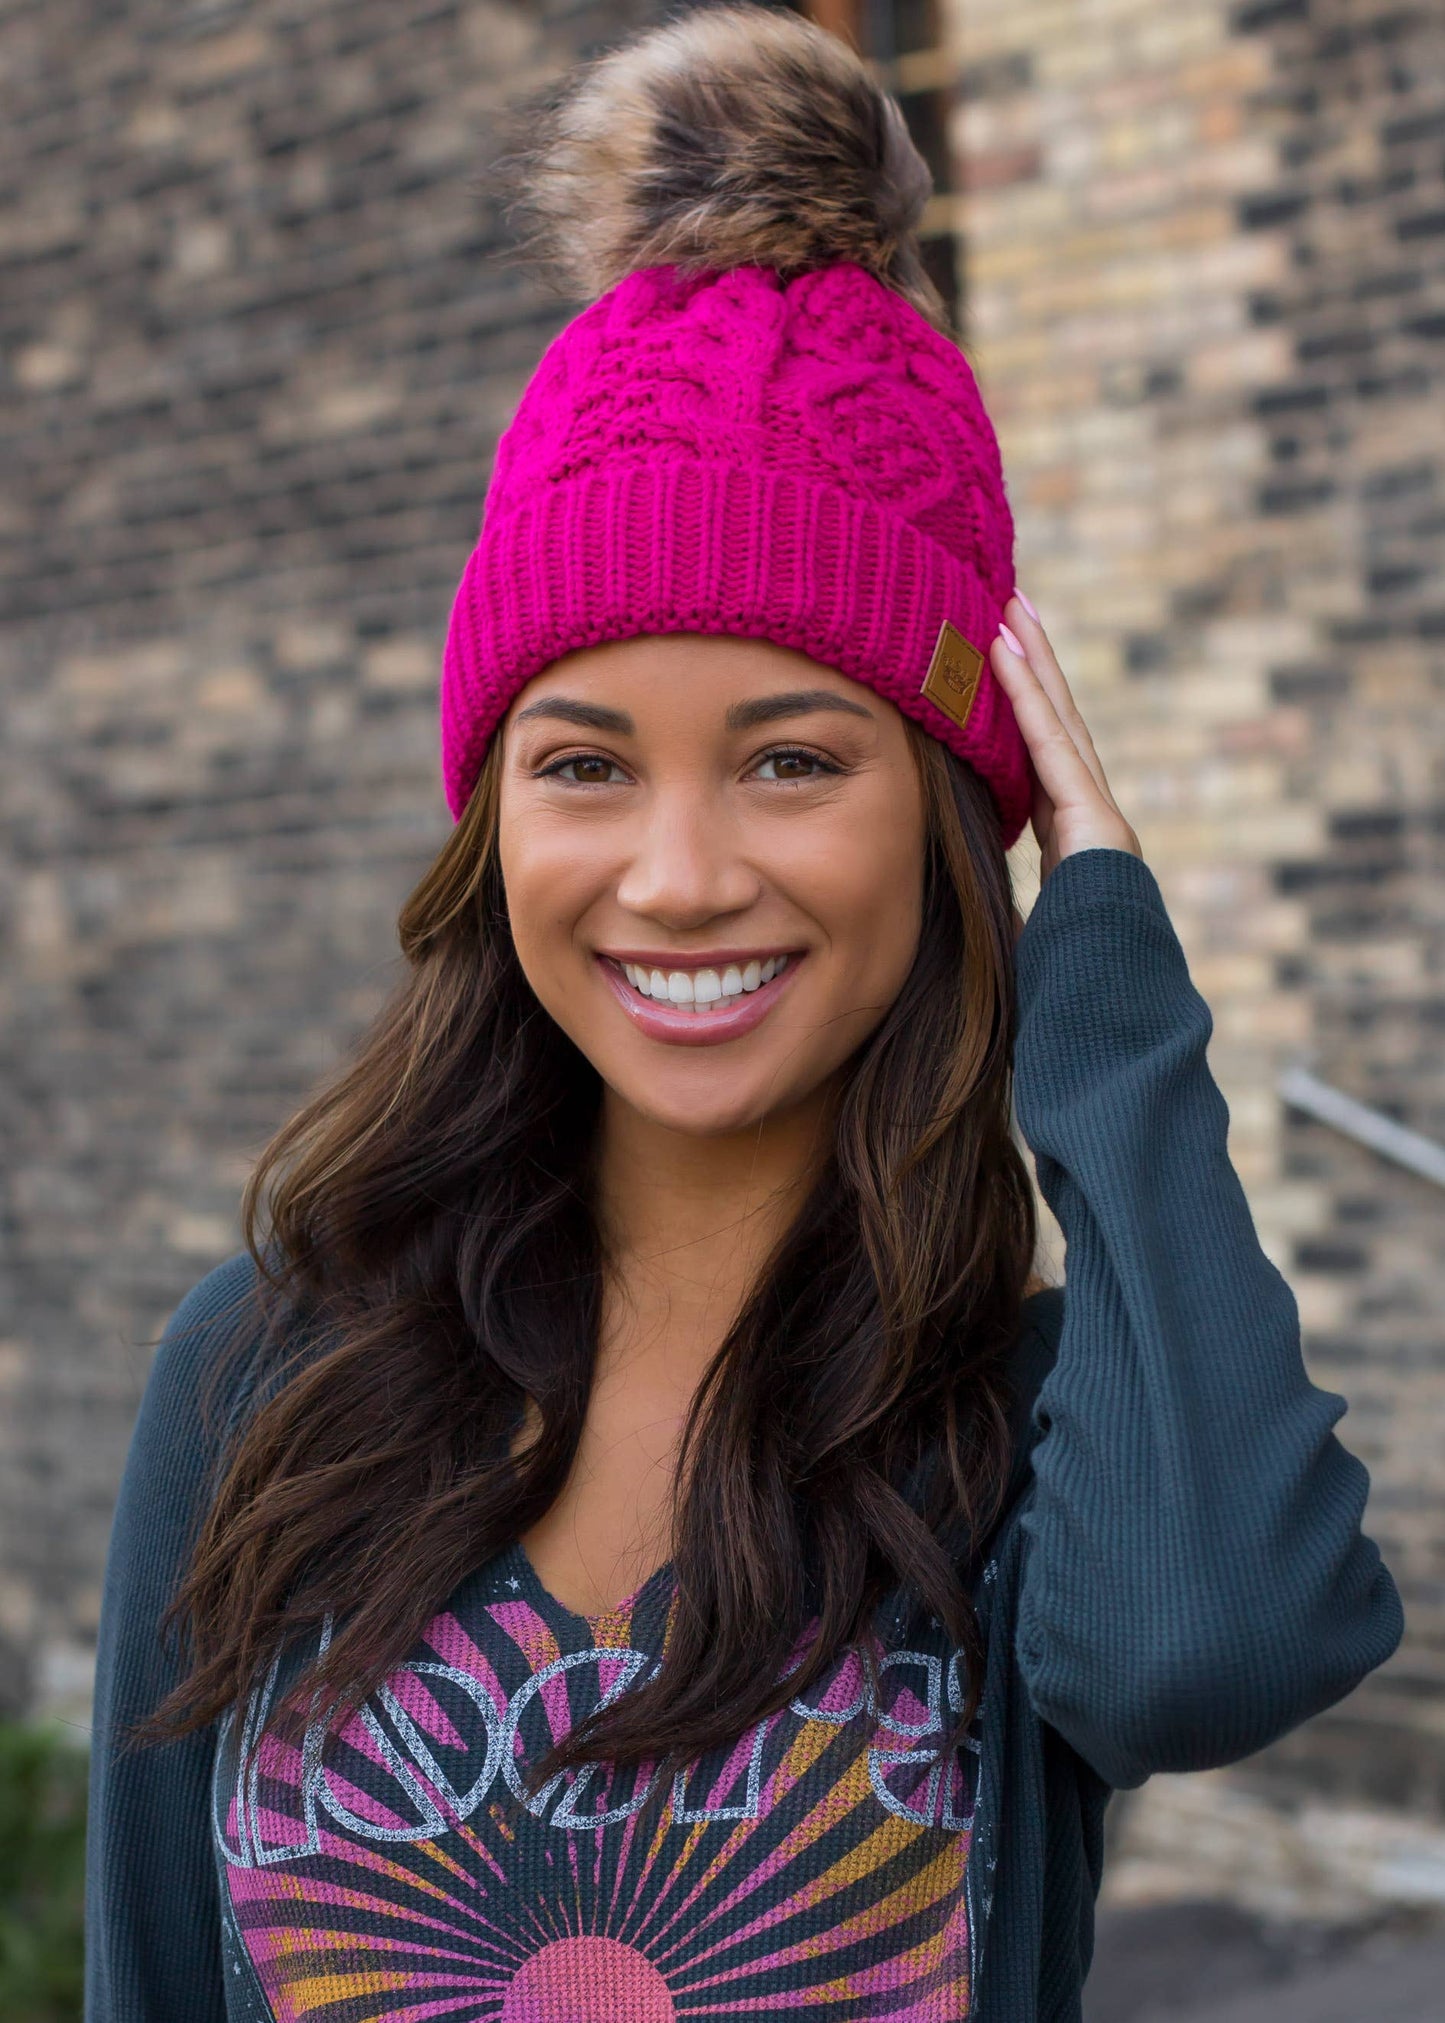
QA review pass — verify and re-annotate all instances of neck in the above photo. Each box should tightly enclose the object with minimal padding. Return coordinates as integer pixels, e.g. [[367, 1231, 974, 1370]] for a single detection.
[[594, 1088, 834, 1378]]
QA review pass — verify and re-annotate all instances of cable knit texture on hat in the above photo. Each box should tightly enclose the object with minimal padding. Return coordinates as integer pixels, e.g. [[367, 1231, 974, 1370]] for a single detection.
[[441, 259, 1032, 845]]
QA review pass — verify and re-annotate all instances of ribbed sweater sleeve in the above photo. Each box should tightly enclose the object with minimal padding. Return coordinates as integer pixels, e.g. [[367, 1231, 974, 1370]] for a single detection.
[[85, 1252, 262, 2023], [1010, 846, 1404, 1791]]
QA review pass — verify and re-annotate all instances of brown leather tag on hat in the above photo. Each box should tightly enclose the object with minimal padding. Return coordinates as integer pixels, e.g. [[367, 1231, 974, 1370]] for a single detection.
[[921, 618, 985, 734]]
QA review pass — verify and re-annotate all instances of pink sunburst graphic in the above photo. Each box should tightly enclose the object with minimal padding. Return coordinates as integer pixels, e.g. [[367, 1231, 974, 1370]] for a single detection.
[[501, 1935, 676, 2023]]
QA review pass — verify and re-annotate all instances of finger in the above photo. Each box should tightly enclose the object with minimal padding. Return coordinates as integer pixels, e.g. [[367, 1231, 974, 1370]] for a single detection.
[[1004, 595, 1088, 728], [999, 610, 1108, 795], [1003, 597, 1116, 804], [991, 630, 1115, 818]]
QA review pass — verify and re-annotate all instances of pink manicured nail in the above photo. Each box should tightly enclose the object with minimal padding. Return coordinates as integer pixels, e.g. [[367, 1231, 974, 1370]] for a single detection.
[[997, 621, 1025, 657], [1014, 588, 1040, 623]]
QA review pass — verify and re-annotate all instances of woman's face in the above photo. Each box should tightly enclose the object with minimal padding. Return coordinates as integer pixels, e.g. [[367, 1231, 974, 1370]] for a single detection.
[[498, 633, 927, 1140]]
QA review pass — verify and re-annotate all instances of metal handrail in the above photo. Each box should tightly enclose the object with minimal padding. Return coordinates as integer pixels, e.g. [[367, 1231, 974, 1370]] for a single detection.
[[1278, 1064, 1445, 1191]]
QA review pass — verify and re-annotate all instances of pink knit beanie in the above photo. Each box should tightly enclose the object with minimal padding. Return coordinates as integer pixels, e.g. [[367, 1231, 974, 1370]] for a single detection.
[[440, 7, 1032, 850]]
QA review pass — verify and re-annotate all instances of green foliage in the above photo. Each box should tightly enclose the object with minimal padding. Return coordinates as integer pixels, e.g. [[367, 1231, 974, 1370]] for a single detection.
[[0, 1721, 87, 2022]]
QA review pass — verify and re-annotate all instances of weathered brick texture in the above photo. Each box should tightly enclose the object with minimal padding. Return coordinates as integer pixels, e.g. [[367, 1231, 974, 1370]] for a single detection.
[[1225, 0, 1445, 1818], [0, 0, 663, 1718], [942, 0, 1445, 1837]]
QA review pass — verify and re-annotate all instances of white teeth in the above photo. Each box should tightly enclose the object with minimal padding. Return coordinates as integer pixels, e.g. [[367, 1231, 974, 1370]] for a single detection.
[[618, 956, 791, 1008]]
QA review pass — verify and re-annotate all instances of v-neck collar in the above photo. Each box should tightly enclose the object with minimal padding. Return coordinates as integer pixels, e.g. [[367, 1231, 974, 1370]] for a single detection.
[[502, 1536, 677, 1635]]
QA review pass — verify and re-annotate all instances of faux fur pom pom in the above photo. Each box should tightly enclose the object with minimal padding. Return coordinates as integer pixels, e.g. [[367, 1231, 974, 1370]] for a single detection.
[[497, 3, 947, 331]]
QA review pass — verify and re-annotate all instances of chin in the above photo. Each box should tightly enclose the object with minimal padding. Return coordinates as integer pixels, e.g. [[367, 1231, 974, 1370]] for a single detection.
[[594, 1038, 823, 1138], [612, 1078, 802, 1141]]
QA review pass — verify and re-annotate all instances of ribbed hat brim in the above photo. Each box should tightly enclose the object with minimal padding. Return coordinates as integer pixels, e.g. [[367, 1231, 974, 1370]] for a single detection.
[[441, 458, 1031, 847]]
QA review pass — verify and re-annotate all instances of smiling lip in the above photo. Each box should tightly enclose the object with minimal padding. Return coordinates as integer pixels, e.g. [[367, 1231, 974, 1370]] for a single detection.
[[597, 953, 803, 1047]]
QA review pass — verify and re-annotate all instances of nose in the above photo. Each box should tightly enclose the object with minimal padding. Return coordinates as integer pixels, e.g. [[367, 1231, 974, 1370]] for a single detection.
[[613, 783, 762, 930]]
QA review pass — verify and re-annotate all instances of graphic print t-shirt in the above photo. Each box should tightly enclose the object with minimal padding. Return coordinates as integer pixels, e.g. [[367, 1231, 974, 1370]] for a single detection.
[[213, 1540, 983, 2021]]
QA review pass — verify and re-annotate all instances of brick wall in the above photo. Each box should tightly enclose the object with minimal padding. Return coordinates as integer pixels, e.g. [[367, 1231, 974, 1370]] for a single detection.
[[941, 0, 1445, 1830], [1220, 0, 1445, 1818], [0, 0, 663, 1719]]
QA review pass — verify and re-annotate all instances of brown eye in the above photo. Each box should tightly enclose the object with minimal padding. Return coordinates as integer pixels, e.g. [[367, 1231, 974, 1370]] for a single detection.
[[550, 755, 624, 784]]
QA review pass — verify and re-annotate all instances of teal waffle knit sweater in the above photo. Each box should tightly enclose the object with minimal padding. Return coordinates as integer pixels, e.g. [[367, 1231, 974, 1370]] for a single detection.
[[85, 847, 1404, 2021]]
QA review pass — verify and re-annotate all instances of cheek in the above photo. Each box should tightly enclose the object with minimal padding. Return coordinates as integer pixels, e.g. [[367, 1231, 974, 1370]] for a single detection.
[[792, 808, 925, 992], [853, 857, 924, 992], [497, 809, 604, 987]]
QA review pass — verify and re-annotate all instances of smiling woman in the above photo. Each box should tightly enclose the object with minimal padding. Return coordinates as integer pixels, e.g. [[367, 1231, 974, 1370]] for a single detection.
[[85, 8, 1401, 2023]]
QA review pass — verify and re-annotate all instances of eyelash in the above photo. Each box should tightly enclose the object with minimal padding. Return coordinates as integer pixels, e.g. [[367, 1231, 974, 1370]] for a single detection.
[[537, 744, 845, 784], [753, 744, 845, 781]]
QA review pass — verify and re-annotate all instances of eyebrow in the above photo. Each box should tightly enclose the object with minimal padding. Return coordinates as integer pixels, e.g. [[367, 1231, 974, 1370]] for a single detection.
[[725, 689, 875, 731], [512, 699, 635, 734], [512, 687, 876, 738]]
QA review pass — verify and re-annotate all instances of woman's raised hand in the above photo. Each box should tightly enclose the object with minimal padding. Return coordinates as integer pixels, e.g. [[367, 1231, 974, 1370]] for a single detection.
[[991, 591, 1143, 888]]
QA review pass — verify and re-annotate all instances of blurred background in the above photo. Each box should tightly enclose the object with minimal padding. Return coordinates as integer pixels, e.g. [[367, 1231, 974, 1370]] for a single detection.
[[2, 0, 1442, 2015]]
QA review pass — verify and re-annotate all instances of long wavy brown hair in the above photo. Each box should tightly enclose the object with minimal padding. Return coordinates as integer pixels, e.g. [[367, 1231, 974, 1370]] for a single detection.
[[144, 723, 1041, 1798]]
